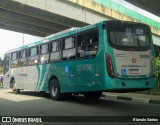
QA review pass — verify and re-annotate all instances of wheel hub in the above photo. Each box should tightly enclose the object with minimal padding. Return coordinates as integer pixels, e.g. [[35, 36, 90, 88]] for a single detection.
[[52, 85, 57, 96]]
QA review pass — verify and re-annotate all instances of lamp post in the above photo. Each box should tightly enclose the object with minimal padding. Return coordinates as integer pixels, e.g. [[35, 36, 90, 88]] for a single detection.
[[22, 34, 24, 45]]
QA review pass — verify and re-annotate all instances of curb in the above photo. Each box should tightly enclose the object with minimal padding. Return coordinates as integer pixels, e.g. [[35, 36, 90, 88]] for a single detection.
[[102, 94, 160, 104]]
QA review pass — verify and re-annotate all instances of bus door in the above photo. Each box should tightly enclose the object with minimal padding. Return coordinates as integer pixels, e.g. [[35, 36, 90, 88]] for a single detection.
[[17, 50, 28, 89], [25, 47, 39, 90], [3, 54, 10, 88]]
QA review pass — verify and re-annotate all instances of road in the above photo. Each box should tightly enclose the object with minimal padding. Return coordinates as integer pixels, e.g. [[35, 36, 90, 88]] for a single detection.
[[0, 88, 160, 125]]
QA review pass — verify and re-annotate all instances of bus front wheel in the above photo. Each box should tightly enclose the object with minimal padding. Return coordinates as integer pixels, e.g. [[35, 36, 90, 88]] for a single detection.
[[50, 79, 62, 101], [11, 79, 20, 94], [12, 85, 20, 94], [13, 88, 20, 94]]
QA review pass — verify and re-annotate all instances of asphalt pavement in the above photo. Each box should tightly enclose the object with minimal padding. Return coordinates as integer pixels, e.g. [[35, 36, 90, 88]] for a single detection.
[[0, 86, 160, 104], [0, 88, 160, 125]]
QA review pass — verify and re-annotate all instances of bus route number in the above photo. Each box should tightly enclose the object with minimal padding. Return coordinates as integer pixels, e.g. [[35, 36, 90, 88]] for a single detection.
[[77, 64, 93, 71], [135, 29, 144, 35]]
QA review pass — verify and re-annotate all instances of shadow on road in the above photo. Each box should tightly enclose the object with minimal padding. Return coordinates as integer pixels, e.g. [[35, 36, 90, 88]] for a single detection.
[[8, 91, 51, 98], [3, 90, 160, 117], [7, 90, 131, 107]]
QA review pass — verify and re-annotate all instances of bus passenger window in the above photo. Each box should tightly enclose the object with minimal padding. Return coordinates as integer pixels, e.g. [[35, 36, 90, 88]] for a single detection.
[[11, 52, 18, 68], [62, 37, 76, 60], [50, 41, 61, 62], [77, 30, 98, 59], [52, 41, 60, 52], [40, 44, 49, 64], [81, 35, 88, 45], [28, 47, 39, 65], [19, 50, 27, 67], [11, 52, 18, 61], [41, 44, 49, 54]]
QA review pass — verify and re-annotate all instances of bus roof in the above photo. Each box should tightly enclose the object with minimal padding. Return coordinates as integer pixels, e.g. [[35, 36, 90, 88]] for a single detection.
[[5, 21, 103, 54], [5, 21, 101, 54], [6, 20, 146, 54]]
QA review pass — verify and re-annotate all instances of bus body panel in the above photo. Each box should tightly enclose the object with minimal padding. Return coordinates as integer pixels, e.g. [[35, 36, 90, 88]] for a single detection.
[[103, 76, 156, 91], [47, 53, 105, 93]]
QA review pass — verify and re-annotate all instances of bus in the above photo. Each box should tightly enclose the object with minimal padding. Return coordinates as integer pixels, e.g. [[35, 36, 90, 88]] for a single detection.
[[3, 20, 157, 100]]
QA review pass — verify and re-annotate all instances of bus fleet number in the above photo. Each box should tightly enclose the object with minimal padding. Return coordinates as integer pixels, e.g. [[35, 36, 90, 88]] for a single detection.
[[77, 64, 93, 71]]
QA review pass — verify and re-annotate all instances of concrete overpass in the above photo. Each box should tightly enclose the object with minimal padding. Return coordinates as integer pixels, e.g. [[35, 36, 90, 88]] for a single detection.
[[0, 0, 160, 49], [125, 0, 160, 17], [1, 0, 114, 37], [0, 0, 89, 37]]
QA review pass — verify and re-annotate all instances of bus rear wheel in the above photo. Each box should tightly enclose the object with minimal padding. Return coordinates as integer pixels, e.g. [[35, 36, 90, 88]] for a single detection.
[[50, 79, 62, 101], [83, 92, 102, 100]]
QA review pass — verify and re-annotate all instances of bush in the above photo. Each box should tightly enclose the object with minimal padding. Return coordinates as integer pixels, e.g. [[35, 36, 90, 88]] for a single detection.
[[155, 57, 160, 79]]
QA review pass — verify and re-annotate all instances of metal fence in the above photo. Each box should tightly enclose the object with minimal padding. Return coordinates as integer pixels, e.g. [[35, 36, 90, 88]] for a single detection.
[[149, 80, 160, 94], [138, 79, 160, 95]]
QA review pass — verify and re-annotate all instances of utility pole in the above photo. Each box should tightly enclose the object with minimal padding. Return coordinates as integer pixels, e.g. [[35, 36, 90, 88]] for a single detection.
[[23, 34, 24, 45]]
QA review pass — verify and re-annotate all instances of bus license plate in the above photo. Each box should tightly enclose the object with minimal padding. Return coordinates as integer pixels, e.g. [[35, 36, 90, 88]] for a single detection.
[[129, 69, 140, 74]]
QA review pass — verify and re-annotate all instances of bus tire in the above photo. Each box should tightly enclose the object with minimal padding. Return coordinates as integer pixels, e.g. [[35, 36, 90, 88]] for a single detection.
[[13, 89, 20, 94], [10, 79, 20, 94], [50, 79, 62, 101], [12, 85, 20, 94], [84, 92, 102, 100]]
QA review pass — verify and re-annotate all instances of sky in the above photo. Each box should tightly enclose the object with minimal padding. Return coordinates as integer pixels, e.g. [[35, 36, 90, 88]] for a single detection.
[[0, 29, 42, 59]]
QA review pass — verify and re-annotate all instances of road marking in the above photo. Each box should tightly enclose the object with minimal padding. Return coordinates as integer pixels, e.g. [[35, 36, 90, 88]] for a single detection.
[[104, 94, 118, 99]]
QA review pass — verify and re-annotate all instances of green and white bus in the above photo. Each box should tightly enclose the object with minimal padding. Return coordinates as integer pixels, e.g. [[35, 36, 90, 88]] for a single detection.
[[3, 20, 157, 100]]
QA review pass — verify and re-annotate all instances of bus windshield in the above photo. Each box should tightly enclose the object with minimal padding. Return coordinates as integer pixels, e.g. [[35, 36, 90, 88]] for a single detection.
[[107, 21, 151, 50]]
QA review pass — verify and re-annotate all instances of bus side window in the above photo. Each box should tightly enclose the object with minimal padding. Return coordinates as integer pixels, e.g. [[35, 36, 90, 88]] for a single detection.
[[77, 35, 85, 58], [19, 50, 27, 67], [62, 37, 76, 60], [50, 40, 61, 62], [77, 30, 98, 59], [11, 52, 18, 68], [88, 31, 98, 55], [40, 44, 49, 64], [28, 46, 39, 66]]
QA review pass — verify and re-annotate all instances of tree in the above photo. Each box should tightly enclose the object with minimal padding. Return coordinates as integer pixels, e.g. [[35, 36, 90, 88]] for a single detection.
[[0, 57, 4, 74], [0, 57, 2, 66], [0, 67, 3, 74], [155, 57, 160, 79], [155, 57, 160, 70]]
